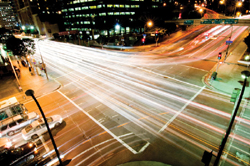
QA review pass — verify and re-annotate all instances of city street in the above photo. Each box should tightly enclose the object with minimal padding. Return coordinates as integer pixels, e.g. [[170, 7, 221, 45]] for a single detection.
[[15, 23, 250, 166]]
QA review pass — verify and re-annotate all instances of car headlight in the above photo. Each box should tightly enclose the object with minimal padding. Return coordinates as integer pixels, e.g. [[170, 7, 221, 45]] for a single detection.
[[28, 143, 34, 148], [5, 141, 12, 148], [34, 147, 38, 154]]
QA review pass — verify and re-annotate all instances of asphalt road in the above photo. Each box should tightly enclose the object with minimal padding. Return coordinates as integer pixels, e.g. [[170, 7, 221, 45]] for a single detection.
[[12, 23, 250, 166]]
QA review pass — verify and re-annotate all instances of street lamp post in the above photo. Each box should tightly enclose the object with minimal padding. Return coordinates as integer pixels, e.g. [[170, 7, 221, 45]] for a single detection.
[[25, 89, 63, 166], [213, 70, 250, 166], [37, 39, 49, 80], [224, 1, 242, 62]]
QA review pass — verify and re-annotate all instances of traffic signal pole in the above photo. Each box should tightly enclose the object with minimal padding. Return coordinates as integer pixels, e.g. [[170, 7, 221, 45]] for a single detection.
[[214, 74, 248, 165]]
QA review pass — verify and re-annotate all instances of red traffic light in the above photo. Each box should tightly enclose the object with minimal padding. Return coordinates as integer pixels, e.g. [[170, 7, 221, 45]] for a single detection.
[[155, 30, 158, 34], [142, 38, 145, 43], [218, 52, 222, 59]]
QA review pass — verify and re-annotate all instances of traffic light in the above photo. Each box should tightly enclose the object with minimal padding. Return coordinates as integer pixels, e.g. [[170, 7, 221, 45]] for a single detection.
[[155, 30, 158, 37], [3, 44, 7, 50], [142, 38, 145, 44], [218, 52, 222, 60], [230, 88, 241, 103]]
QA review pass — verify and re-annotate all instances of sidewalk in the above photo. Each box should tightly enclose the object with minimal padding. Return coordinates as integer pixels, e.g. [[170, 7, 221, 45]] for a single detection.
[[204, 41, 250, 97], [0, 59, 61, 103]]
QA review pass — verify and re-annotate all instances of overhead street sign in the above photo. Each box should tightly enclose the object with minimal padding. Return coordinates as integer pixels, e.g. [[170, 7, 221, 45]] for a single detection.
[[200, 19, 238, 24], [184, 20, 194, 25]]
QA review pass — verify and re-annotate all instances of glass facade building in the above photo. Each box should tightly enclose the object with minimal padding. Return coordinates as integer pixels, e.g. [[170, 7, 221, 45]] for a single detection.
[[61, 0, 163, 37]]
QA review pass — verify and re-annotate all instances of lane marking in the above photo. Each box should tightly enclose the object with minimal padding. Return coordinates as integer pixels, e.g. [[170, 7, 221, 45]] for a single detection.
[[158, 86, 205, 133], [58, 90, 139, 154]]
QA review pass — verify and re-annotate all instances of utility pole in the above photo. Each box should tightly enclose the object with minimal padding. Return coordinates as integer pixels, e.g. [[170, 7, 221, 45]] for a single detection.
[[37, 40, 49, 80]]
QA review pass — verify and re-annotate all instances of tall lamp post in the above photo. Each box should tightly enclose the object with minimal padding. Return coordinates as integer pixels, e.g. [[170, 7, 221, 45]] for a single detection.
[[224, 1, 242, 62], [213, 70, 250, 166], [25, 89, 63, 166], [37, 39, 49, 80]]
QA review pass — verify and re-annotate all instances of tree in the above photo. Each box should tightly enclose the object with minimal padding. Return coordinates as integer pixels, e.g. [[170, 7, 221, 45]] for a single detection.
[[5, 36, 36, 57]]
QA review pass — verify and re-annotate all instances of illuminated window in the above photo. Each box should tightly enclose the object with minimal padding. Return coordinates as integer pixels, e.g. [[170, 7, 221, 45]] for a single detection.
[[135, 5, 139, 8], [37, 3, 39, 5], [93, 21, 95, 25], [107, 4, 113, 8], [30, 0, 32, 2], [103, 4, 105, 7], [120, 12, 125, 15], [131, 5, 135, 8], [152, 5, 158, 8], [125, 12, 130, 15], [82, 6, 88, 10], [114, 4, 119, 8], [114, 12, 119, 15], [64, 22, 68, 25], [97, 5, 102, 8], [89, 6, 96, 9], [77, 22, 79, 24], [38, 7, 40, 9], [86, 14, 89, 17], [47, 11, 50, 14], [125, 5, 130, 8], [81, 21, 83, 24], [108, 12, 113, 15], [84, 21, 90, 24], [69, 8, 74, 11], [99, 12, 106, 16], [46, 7, 49, 10], [131, 12, 135, 15], [120, 5, 124, 8], [75, 7, 81, 10], [72, 15, 75, 17]]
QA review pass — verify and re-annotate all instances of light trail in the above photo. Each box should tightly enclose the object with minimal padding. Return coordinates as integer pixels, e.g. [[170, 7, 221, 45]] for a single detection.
[[31, 22, 250, 165]]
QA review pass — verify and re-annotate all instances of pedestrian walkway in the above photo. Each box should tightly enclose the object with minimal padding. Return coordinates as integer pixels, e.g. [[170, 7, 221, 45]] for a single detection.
[[0, 59, 61, 103], [204, 41, 250, 98]]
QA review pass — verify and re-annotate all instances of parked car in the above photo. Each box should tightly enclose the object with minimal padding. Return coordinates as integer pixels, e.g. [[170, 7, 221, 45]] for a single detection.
[[22, 115, 63, 140], [0, 112, 39, 137]]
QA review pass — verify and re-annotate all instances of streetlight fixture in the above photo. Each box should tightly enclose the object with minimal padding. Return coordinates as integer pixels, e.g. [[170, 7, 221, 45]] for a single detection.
[[144, 20, 153, 33], [213, 70, 250, 166], [25, 89, 63, 166], [233, 1, 242, 18]]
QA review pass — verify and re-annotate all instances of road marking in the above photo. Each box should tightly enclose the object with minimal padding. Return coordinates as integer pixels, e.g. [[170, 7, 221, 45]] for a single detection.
[[58, 90, 139, 154], [158, 86, 205, 133]]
